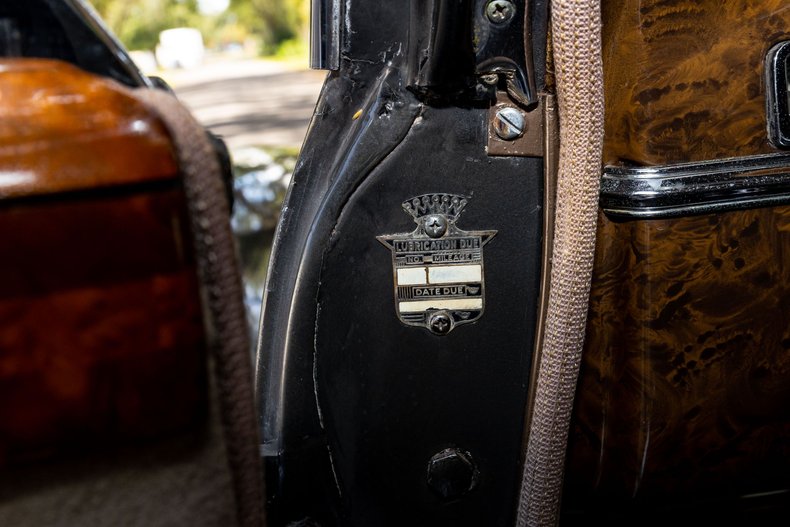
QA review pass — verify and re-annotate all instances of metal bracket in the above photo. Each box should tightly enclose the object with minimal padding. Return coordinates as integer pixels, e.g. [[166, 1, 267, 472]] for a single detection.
[[475, 0, 539, 109], [487, 91, 545, 157]]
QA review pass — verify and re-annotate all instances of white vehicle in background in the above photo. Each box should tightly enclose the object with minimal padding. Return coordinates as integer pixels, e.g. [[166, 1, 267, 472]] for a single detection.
[[155, 28, 204, 69]]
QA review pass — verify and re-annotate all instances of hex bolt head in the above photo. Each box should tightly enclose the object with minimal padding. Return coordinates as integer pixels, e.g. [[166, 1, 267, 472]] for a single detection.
[[427, 448, 480, 500], [427, 311, 453, 336], [493, 106, 526, 140], [486, 0, 516, 24]]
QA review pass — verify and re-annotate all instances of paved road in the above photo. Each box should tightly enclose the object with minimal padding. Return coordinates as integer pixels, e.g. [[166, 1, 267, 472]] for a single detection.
[[168, 59, 326, 149]]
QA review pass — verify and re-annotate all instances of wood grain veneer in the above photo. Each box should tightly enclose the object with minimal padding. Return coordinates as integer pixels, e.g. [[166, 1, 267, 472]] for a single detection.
[[0, 60, 206, 465], [602, 0, 790, 165], [0, 59, 178, 198], [564, 1, 790, 517]]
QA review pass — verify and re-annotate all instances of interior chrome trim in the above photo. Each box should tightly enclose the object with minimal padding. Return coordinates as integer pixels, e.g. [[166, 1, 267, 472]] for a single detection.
[[766, 41, 790, 149], [309, 0, 341, 70], [600, 152, 790, 219]]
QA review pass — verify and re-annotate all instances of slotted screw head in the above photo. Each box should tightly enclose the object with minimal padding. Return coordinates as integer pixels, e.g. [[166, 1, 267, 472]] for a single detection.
[[493, 106, 526, 140], [486, 0, 516, 24]]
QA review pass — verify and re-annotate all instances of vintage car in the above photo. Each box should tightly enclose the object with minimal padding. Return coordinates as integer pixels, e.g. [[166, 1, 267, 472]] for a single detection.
[[0, 0, 788, 526], [258, 0, 790, 525]]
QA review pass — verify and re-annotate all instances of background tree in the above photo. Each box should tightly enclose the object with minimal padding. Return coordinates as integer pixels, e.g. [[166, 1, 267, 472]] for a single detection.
[[90, 0, 201, 51], [228, 0, 307, 54], [90, 0, 308, 55]]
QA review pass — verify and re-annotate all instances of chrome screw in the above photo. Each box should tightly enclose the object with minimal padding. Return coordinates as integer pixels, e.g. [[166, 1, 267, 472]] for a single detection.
[[427, 311, 453, 336], [424, 214, 448, 238], [486, 0, 516, 24], [493, 106, 526, 140]]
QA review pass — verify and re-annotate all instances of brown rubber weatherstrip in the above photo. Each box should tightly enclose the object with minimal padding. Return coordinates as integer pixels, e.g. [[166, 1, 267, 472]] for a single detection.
[[516, 0, 604, 526], [135, 88, 265, 527]]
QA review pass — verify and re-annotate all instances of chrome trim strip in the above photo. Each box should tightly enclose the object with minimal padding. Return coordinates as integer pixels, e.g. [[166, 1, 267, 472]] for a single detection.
[[766, 41, 790, 148], [310, 0, 341, 70], [600, 152, 790, 219]]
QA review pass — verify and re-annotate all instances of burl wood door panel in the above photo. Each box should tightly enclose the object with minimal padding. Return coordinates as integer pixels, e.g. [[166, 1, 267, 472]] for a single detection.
[[566, 210, 790, 510], [602, 0, 790, 165], [564, 0, 790, 520], [0, 59, 207, 465], [0, 187, 207, 465]]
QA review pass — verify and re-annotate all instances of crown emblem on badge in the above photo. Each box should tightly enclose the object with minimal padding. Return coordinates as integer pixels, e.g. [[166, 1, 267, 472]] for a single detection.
[[401, 193, 468, 223]]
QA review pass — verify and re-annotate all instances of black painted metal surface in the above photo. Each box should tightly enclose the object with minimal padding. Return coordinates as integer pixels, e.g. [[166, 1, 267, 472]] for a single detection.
[[257, 1, 546, 525]]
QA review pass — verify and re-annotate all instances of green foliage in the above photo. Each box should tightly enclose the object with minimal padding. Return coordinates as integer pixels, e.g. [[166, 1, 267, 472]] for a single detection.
[[229, 0, 308, 53], [91, 0, 308, 55], [272, 37, 307, 60], [90, 0, 203, 51]]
